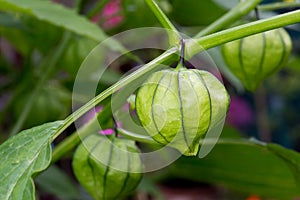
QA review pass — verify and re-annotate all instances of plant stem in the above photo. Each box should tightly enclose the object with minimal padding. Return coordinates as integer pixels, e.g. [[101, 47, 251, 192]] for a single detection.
[[254, 85, 271, 142], [258, 2, 300, 11], [9, 32, 72, 136], [73, 0, 83, 12], [117, 128, 157, 144], [52, 104, 155, 163], [145, 0, 180, 45], [195, 0, 262, 38], [51, 48, 178, 140], [187, 9, 300, 58], [51, 124, 156, 163], [51, 116, 99, 163]]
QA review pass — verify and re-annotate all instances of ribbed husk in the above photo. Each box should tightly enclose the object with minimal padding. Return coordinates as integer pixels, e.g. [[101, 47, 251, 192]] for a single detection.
[[136, 68, 230, 156], [221, 28, 292, 91], [72, 134, 142, 200]]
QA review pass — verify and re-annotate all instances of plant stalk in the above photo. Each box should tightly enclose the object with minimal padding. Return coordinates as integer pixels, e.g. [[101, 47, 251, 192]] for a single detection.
[[145, 0, 180, 45], [254, 86, 271, 142], [258, 2, 300, 11], [195, 0, 262, 38]]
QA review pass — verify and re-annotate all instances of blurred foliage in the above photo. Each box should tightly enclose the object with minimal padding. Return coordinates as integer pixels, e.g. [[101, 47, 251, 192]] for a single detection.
[[169, 0, 226, 26]]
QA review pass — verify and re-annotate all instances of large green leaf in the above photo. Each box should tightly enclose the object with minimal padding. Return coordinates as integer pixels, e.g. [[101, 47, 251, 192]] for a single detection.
[[0, 0, 106, 42], [0, 121, 63, 200], [169, 139, 300, 199]]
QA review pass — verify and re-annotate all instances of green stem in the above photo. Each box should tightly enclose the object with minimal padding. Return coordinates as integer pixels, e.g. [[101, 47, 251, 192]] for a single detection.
[[51, 116, 99, 163], [51, 123, 156, 163], [117, 128, 157, 144], [9, 32, 72, 136], [258, 2, 300, 11], [51, 48, 178, 140], [145, 0, 180, 45], [52, 103, 155, 163], [195, 0, 262, 38], [73, 0, 83, 12], [187, 9, 300, 58], [254, 85, 271, 142]]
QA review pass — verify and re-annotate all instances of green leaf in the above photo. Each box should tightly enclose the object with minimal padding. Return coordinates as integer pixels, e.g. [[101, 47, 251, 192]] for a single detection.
[[0, 121, 64, 200], [35, 165, 79, 200], [169, 139, 300, 199], [0, 0, 106, 42], [268, 143, 300, 187]]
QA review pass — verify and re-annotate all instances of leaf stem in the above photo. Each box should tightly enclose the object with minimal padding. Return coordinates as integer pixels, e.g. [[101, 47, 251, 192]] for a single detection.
[[52, 102, 155, 163], [258, 2, 300, 11], [144, 0, 180, 45], [51, 122, 156, 163], [254, 85, 271, 142], [51, 116, 99, 163], [194, 0, 262, 38], [74, 0, 84, 12], [187, 9, 300, 58], [117, 127, 157, 144]]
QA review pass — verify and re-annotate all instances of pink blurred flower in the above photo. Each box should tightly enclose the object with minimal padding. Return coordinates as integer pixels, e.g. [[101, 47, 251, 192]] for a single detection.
[[91, 0, 124, 29], [99, 129, 114, 135], [226, 96, 254, 128], [98, 121, 122, 136], [102, 15, 124, 29], [102, 0, 121, 16], [81, 106, 103, 124], [91, 14, 101, 23]]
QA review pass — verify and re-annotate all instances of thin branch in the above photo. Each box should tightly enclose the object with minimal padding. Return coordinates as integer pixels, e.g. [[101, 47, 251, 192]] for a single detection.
[[194, 0, 262, 38], [258, 2, 300, 11], [145, 0, 180, 45]]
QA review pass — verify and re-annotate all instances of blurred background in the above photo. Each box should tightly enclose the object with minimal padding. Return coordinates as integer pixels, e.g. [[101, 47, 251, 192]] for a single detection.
[[1, 0, 300, 199]]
